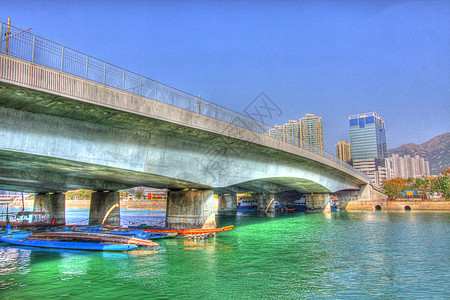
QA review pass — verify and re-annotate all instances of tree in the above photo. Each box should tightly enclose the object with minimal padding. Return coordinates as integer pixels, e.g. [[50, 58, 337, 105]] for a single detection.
[[434, 174, 450, 200], [382, 178, 406, 200], [135, 190, 143, 200]]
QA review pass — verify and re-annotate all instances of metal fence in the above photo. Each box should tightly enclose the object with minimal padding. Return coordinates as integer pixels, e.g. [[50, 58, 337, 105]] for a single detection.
[[0, 22, 370, 181]]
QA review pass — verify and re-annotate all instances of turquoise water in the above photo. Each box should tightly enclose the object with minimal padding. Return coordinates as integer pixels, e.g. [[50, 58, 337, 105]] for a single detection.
[[1, 211, 449, 299]]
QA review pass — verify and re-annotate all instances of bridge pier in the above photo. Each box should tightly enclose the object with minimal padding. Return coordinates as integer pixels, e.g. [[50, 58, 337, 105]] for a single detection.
[[305, 194, 329, 212], [166, 189, 216, 229], [33, 193, 66, 224], [257, 194, 266, 212], [89, 191, 120, 226], [218, 194, 237, 212]]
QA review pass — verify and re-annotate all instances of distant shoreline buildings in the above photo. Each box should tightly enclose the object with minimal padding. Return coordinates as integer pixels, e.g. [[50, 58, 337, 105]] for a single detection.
[[269, 114, 324, 152]]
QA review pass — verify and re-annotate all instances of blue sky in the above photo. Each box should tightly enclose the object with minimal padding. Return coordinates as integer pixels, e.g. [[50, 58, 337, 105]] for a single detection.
[[2, 0, 449, 153]]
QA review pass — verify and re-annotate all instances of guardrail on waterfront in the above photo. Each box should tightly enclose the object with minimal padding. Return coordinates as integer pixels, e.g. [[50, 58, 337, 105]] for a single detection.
[[0, 22, 370, 181]]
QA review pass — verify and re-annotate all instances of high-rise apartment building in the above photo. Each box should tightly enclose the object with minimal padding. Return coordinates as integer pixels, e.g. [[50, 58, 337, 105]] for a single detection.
[[385, 154, 430, 179], [269, 125, 284, 142], [283, 120, 301, 147], [336, 141, 351, 164], [300, 114, 324, 152], [349, 112, 387, 186]]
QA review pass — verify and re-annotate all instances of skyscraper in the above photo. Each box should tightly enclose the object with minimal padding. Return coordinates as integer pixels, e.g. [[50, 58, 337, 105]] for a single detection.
[[349, 112, 387, 186], [300, 114, 324, 152], [349, 112, 387, 160], [336, 141, 351, 164], [269, 125, 284, 142], [283, 120, 301, 147]]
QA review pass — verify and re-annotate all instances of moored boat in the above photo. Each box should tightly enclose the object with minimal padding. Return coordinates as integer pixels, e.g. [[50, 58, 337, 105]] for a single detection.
[[27, 232, 158, 247], [237, 199, 258, 212], [110, 225, 234, 235], [0, 235, 137, 251]]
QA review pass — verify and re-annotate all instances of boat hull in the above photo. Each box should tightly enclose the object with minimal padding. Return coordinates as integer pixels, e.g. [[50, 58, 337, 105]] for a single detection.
[[0, 236, 137, 251]]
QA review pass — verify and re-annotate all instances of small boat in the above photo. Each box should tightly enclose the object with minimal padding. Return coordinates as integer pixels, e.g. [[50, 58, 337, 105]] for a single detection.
[[330, 196, 340, 211], [28, 232, 158, 247], [237, 199, 258, 213], [0, 235, 137, 251], [286, 197, 306, 211], [274, 201, 286, 211], [110, 225, 234, 235], [73, 226, 152, 240], [149, 232, 178, 239]]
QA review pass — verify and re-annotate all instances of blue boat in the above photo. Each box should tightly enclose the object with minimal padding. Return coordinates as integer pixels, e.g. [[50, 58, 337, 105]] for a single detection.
[[274, 201, 287, 211], [0, 235, 138, 251], [286, 198, 306, 211], [330, 196, 340, 211], [150, 232, 178, 239], [237, 199, 258, 213]]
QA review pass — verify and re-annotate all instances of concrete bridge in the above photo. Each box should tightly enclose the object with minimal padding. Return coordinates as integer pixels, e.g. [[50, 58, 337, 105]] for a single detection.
[[0, 24, 375, 228]]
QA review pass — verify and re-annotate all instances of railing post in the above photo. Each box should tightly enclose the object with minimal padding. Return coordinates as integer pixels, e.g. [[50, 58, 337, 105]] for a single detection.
[[32, 35, 36, 63], [154, 81, 157, 100], [139, 76, 142, 96], [61, 46, 64, 71], [103, 62, 106, 85], [0, 22, 2, 52], [85, 56, 89, 79], [123, 69, 125, 90], [5, 18, 11, 55], [168, 88, 171, 104], [198, 95, 201, 114]]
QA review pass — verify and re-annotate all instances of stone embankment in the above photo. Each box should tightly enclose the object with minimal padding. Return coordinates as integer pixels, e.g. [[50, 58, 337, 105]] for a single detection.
[[346, 199, 450, 212]]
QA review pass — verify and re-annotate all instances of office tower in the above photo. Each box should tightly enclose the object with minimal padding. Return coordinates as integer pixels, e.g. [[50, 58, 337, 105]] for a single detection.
[[349, 112, 387, 186], [300, 114, 324, 151], [269, 125, 284, 142], [283, 120, 301, 147], [349, 112, 387, 160], [336, 141, 351, 164]]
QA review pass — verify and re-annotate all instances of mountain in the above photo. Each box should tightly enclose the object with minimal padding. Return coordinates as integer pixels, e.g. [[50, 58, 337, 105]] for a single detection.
[[387, 132, 450, 175]]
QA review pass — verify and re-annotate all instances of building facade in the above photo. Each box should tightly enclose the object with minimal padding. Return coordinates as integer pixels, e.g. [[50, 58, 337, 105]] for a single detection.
[[385, 154, 430, 179], [300, 114, 324, 152], [349, 112, 387, 160], [349, 112, 387, 186], [269, 125, 284, 142], [269, 114, 324, 154], [283, 120, 301, 147], [336, 141, 351, 164]]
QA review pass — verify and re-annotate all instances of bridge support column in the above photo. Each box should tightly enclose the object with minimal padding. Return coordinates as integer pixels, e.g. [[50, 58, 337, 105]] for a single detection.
[[305, 194, 329, 212], [33, 193, 66, 224], [89, 191, 120, 226], [166, 189, 216, 229], [257, 194, 266, 212], [218, 194, 237, 212]]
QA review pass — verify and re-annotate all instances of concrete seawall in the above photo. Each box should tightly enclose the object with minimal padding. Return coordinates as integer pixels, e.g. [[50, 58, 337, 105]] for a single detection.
[[346, 200, 450, 212]]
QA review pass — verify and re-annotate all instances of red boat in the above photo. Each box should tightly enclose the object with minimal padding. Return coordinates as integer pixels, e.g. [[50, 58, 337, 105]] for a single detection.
[[106, 225, 234, 235]]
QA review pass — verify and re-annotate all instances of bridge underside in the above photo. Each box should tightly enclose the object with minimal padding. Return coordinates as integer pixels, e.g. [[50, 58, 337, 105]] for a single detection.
[[0, 59, 368, 196]]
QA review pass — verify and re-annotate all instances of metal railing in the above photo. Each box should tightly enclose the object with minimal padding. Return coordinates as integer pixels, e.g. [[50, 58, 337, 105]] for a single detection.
[[0, 22, 370, 181]]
